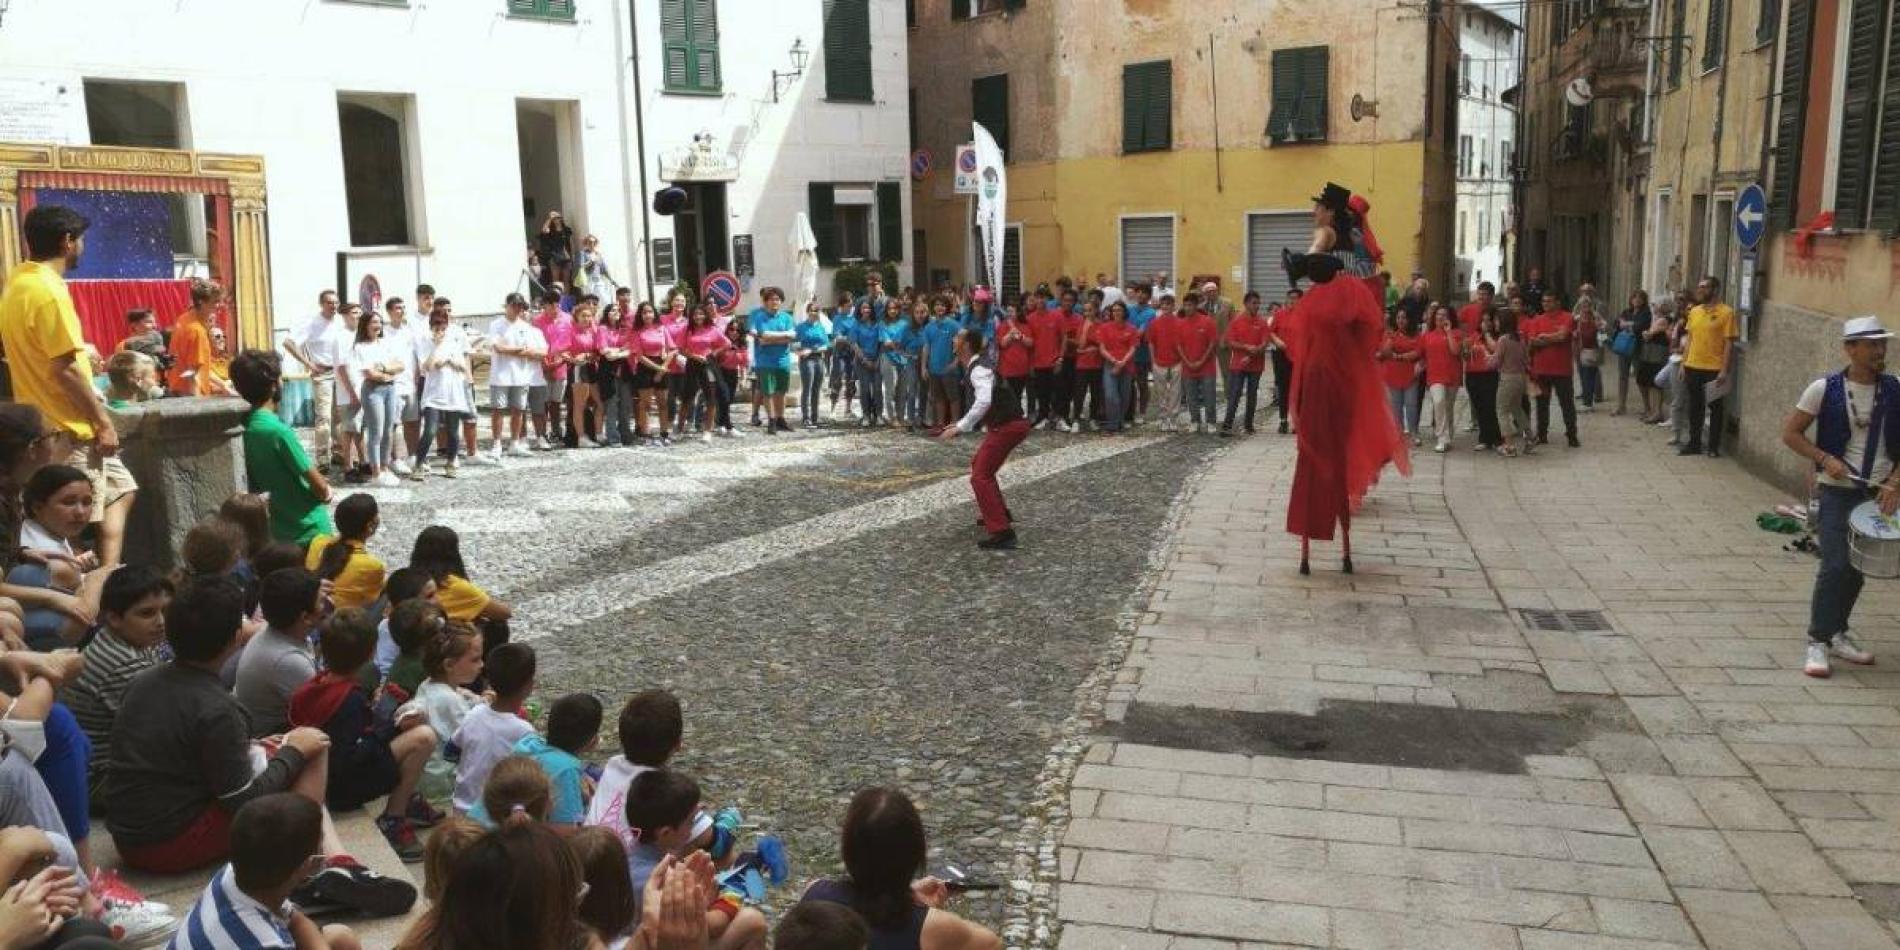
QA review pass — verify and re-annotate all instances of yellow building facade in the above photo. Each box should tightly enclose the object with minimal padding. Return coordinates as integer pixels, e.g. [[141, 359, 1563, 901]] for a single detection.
[[907, 0, 1456, 298]]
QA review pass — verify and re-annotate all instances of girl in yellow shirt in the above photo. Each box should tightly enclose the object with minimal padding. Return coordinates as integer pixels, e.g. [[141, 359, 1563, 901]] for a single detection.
[[306, 494, 386, 610]]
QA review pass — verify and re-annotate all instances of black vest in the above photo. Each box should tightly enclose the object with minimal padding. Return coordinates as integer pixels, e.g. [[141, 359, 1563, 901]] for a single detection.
[[974, 355, 1024, 427]]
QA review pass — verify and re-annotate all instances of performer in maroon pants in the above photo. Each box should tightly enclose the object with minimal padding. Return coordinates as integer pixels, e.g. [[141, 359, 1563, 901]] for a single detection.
[[938, 328, 1030, 549]]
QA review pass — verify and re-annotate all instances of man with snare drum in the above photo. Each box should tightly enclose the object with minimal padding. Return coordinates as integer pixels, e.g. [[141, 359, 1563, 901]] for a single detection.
[[1782, 316, 1900, 678]]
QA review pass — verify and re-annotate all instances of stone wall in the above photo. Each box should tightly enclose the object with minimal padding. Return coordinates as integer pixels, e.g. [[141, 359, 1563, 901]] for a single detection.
[[1731, 300, 1845, 498]]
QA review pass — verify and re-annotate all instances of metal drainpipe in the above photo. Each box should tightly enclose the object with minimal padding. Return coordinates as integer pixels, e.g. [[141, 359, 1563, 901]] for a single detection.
[[627, 0, 655, 297]]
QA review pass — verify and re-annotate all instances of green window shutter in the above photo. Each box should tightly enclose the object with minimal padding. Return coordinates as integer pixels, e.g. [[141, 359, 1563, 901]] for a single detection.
[[1267, 49, 1298, 142], [661, 0, 719, 92], [661, 0, 692, 89], [1295, 47, 1328, 141], [951, 0, 970, 19], [972, 74, 1010, 160], [810, 183, 840, 267], [508, 0, 573, 19], [690, 0, 720, 91], [1833, 0, 1889, 229], [1703, 0, 1727, 70], [1669, 0, 1687, 85], [824, 0, 874, 103], [1757, 0, 1781, 46], [1770, 0, 1813, 230], [1122, 61, 1172, 153], [1873, 5, 1900, 232], [876, 182, 903, 261]]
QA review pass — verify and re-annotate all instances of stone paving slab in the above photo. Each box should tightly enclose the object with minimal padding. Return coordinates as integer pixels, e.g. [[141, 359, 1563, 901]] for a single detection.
[[1054, 412, 1900, 948]]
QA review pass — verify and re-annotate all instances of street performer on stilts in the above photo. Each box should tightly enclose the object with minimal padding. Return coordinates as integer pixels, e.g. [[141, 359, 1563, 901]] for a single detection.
[[939, 327, 1031, 550], [1282, 182, 1410, 575]]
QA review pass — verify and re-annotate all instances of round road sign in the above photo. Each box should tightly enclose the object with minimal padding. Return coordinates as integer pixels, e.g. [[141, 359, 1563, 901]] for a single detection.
[[701, 270, 742, 315]]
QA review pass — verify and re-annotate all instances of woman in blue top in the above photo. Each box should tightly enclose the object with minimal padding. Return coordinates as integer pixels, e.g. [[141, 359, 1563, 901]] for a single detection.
[[851, 302, 885, 426], [878, 309, 912, 429], [795, 304, 832, 429]]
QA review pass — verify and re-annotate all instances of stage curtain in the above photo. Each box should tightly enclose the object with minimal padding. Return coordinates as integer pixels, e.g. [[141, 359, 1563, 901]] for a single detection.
[[67, 279, 194, 354]]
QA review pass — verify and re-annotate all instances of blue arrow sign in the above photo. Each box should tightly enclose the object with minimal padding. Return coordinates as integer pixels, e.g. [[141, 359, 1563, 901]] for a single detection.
[[1735, 183, 1767, 252]]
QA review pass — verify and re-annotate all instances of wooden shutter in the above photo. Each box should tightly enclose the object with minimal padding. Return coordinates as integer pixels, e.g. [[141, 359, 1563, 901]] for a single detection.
[[1669, 0, 1688, 84], [876, 182, 903, 261], [951, 0, 970, 19], [1833, 0, 1889, 229], [1267, 49, 1298, 142], [810, 183, 840, 266], [1121, 61, 1172, 153], [690, 0, 721, 91], [1294, 47, 1329, 141], [1703, 0, 1727, 70], [1873, 5, 1900, 232], [972, 74, 1010, 160], [546, 0, 573, 15], [824, 0, 874, 102], [661, 0, 692, 89], [1770, 0, 1813, 229], [1757, 0, 1781, 45], [508, 0, 538, 13]]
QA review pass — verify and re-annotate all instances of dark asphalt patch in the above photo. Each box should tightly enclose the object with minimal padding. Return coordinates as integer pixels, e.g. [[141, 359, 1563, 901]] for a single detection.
[[1114, 698, 1608, 774]]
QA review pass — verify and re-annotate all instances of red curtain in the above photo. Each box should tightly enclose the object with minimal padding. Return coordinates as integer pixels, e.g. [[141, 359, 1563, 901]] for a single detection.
[[67, 280, 197, 353]]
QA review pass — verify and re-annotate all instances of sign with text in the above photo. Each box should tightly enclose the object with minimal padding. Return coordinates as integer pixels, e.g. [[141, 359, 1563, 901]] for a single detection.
[[732, 234, 755, 277], [953, 144, 979, 195]]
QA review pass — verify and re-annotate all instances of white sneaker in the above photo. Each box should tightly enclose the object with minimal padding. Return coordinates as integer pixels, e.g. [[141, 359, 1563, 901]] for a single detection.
[[487, 446, 505, 464], [101, 899, 178, 948], [699, 431, 712, 443], [374, 470, 401, 487], [582, 437, 603, 449], [1804, 642, 1832, 678], [728, 426, 746, 438], [439, 462, 458, 478], [391, 458, 412, 475], [1434, 441, 1449, 453], [507, 442, 533, 458], [1830, 632, 1876, 666]]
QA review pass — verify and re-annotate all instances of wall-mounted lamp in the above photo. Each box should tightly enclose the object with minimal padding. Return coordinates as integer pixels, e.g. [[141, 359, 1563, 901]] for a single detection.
[[772, 38, 810, 104]]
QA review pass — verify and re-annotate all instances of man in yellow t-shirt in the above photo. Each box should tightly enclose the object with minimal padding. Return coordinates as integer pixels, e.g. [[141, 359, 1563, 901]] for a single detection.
[[1680, 275, 1739, 458], [0, 205, 138, 565]]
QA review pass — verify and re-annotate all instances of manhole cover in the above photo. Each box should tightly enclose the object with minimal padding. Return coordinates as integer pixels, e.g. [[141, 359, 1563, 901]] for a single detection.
[[1519, 608, 1613, 633]]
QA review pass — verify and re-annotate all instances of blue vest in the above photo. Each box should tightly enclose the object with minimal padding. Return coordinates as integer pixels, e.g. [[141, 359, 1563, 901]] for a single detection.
[[1816, 371, 1900, 480]]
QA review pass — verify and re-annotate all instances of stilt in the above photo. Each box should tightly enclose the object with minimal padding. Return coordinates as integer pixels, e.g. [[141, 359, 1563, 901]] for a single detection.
[[1299, 536, 1311, 576], [1341, 517, 1354, 574]]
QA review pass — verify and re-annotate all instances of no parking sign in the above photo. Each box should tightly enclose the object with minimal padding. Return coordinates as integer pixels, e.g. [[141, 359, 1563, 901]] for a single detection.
[[701, 270, 742, 314]]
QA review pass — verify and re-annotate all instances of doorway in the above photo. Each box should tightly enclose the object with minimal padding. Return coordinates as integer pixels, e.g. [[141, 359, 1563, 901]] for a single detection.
[[670, 183, 729, 293], [516, 99, 585, 256]]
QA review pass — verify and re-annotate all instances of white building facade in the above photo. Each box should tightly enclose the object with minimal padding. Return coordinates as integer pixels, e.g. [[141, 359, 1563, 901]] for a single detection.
[[1454, 3, 1518, 294], [0, 0, 909, 333]]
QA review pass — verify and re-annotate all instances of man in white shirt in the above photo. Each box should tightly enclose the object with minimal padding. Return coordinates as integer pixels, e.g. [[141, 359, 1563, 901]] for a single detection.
[[485, 293, 548, 460], [281, 290, 345, 468], [383, 297, 423, 479], [937, 327, 1031, 550]]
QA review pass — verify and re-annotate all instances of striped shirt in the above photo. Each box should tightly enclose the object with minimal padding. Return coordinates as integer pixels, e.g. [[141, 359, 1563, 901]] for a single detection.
[[61, 629, 163, 782], [169, 866, 294, 949]]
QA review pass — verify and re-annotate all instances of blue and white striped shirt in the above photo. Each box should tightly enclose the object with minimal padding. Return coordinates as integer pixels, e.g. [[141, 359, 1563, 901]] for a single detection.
[[168, 866, 294, 950]]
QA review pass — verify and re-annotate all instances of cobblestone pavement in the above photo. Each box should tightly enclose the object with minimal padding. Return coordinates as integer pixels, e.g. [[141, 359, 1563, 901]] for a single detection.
[[343, 422, 1224, 933], [1053, 409, 1900, 950]]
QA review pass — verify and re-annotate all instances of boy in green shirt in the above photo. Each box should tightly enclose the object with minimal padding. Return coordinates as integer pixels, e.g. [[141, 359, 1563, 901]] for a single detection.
[[231, 350, 333, 544]]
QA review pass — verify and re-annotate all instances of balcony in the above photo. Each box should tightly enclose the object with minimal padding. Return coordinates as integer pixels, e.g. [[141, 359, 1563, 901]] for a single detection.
[[1554, 0, 1650, 100]]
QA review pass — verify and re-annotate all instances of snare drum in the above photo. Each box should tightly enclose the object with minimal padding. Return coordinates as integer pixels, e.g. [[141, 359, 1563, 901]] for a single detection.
[[1848, 500, 1900, 578]]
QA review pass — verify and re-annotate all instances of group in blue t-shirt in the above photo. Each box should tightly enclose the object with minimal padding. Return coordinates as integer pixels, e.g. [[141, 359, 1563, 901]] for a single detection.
[[794, 318, 831, 355], [750, 307, 796, 370], [923, 317, 963, 376], [879, 318, 914, 368]]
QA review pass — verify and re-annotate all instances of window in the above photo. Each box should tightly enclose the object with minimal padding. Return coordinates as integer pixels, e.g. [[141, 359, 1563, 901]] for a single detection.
[[1756, 0, 1780, 46], [1479, 137, 1489, 177], [809, 182, 902, 264], [974, 224, 1023, 295], [337, 94, 419, 247], [823, 0, 873, 103], [1702, 0, 1727, 71], [1667, 0, 1687, 86], [1244, 212, 1309, 292], [1502, 139, 1513, 173], [876, 181, 903, 261], [1266, 46, 1329, 144], [84, 79, 187, 149], [1121, 60, 1172, 154], [1458, 211, 1469, 255], [951, 0, 1018, 19], [506, 0, 574, 20], [908, 88, 918, 149], [1832, 0, 1893, 230], [660, 0, 720, 93], [972, 74, 1010, 160], [1119, 215, 1173, 285], [1459, 135, 1473, 177], [1461, 54, 1471, 93]]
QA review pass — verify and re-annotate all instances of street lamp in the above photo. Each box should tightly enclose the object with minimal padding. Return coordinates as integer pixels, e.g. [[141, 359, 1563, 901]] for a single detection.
[[772, 38, 809, 104]]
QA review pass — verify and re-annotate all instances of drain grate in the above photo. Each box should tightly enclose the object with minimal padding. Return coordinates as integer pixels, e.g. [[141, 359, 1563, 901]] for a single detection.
[[1518, 608, 1614, 633]]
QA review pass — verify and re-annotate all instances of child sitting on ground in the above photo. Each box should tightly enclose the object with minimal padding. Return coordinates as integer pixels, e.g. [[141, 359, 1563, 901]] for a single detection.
[[472, 693, 600, 829], [624, 769, 767, 950], [471, 754, 552, 827], [370, 566, 436, 684], [172, 793, 362, 950], [413, 618, 479, 802], [60, 565, 173, 790], [306, 494, 386, 613], [388, 599, 449, 701], [287, 607, 441, 862], [570, 826, 635, 949], [586, 689, 681, 843], [451, 643, 537, 816], [419, 816, 484, 904], [234, 567, 324, 738]]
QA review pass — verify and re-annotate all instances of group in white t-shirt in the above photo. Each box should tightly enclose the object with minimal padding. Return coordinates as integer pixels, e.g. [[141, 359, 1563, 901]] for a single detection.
[[484, 309, 550, 459]]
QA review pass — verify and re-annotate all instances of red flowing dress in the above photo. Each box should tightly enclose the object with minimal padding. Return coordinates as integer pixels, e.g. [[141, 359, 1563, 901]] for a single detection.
[[1284, 274, 1411, 542]]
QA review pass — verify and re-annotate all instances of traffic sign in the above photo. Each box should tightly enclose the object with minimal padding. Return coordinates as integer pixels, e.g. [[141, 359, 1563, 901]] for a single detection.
[[1735, 183, 1767, 251], [954, 144, 979, 195], [701, 270, 742, 315], [910, 148, 933, 181]]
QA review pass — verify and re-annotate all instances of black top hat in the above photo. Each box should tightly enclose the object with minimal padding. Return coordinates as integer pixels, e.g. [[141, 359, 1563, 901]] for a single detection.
[[1311, 182, 1352, 211], [652, 187, 689, 216], [1283, 248, 1345, 287]]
